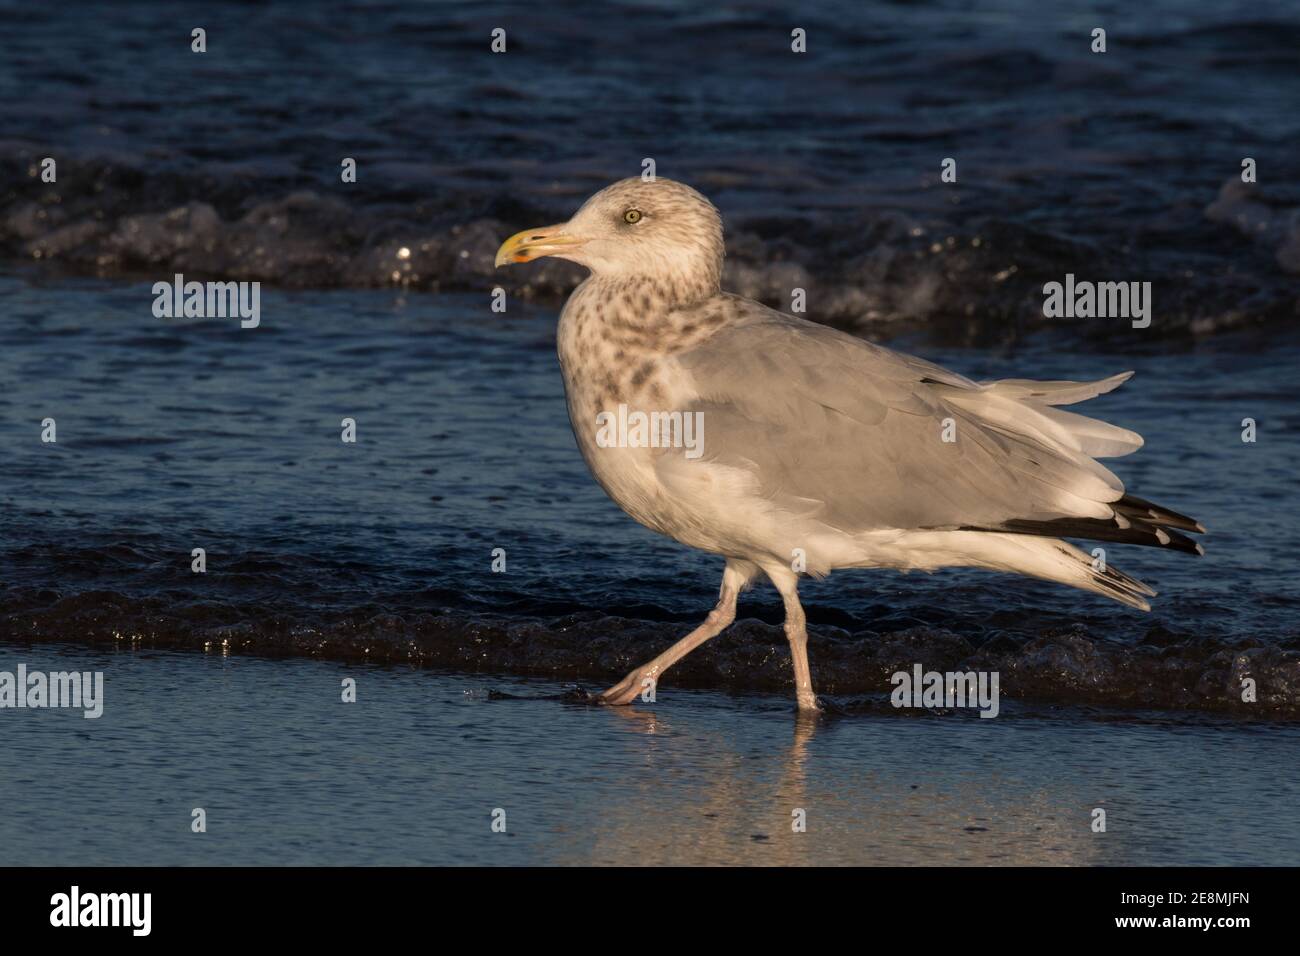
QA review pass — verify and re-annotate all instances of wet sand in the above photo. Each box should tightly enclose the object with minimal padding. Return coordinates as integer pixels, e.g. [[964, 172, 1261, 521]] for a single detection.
[[2, 643, 1295, 866]]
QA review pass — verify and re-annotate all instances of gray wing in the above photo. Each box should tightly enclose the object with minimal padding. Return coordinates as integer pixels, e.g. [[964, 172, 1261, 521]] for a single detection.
[[664, 295, 1129, 534]]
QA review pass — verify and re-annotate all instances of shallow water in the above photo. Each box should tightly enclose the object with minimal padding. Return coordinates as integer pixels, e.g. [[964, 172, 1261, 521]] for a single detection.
[[2, 277, 1298, 717], [2, 643, 1296, 866]]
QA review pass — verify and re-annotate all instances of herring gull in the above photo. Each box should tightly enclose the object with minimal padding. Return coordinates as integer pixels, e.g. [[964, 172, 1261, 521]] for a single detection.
[[495, 178, 1205, 712]]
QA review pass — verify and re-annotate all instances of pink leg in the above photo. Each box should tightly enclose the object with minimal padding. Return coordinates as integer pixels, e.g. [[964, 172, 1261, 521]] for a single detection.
[[599, 561, 753, 705]]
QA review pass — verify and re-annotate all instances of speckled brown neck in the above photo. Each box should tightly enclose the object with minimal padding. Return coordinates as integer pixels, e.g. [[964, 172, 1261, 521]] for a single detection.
[[557, 277, 731, 414]]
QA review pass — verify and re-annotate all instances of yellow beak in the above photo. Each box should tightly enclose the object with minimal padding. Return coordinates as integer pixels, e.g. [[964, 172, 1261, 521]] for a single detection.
[[494, 224, 584, 267]]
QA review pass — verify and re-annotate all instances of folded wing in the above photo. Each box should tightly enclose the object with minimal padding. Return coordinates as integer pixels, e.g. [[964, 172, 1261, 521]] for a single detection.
[[665, 297, 1201, 554]]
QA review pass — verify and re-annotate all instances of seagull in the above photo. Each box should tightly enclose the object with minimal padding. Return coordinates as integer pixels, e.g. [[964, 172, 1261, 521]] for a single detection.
[[495, 177, 1205, 712]]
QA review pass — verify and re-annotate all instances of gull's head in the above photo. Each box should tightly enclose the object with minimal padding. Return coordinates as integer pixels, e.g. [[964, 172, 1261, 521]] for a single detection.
[[495, 177, 724, 293]]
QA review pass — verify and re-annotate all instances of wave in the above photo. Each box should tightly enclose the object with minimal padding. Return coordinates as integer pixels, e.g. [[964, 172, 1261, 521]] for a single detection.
[[3, 145, 1297, 345], [3, 586, 1296, 719]]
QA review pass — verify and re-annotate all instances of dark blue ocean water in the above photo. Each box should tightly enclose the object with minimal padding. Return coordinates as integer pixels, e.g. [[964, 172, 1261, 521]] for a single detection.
[[2, 0, 1298, 711], [2, 0, 1297, 336]]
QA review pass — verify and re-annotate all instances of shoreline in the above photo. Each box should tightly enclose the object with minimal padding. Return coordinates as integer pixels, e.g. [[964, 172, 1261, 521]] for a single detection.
[[2, 641, 1296, 866], [2, 613, 1294, 723]]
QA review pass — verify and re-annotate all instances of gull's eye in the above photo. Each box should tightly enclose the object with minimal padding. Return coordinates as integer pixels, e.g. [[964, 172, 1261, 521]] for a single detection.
[[623, 209, 643, 224]]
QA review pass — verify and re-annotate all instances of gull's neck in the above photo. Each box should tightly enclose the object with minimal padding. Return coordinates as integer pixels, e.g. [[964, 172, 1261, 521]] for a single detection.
[[584, 271, 720, 315], [558, 272, 733, 374]]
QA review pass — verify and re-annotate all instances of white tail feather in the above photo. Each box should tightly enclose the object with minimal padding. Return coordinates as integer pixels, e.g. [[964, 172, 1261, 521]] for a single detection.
[[980, 371, 1134, 406], [902, 531, 1156, 611]]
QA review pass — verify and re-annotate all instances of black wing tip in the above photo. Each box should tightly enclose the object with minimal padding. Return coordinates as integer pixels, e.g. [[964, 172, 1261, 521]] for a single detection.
[[1117, 494, 1205, 536], [953, 494, 1206, 556], [990, 517, 1203, 555]]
